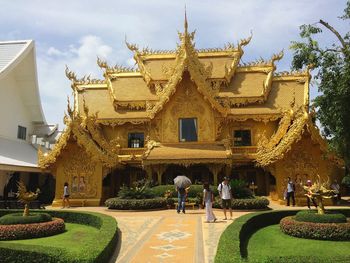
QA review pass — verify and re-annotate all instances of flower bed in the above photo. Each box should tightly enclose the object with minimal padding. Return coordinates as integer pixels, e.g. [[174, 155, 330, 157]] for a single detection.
[[0, 209, 118, 263], [280, 216, 350, 241], [105, 197, 167, 210], [0, 217, 65, 240]]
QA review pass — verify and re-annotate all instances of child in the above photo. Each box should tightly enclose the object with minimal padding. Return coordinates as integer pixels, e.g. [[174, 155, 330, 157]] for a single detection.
[[202, 183, 217, 223]]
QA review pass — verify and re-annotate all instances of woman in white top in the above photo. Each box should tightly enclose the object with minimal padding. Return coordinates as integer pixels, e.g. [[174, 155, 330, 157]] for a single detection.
[[62, 182, 71, 208], [202, 183, 217, 223]]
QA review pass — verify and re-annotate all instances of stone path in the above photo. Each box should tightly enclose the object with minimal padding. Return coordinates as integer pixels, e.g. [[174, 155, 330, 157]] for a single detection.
[[66, 207, 248, 263]]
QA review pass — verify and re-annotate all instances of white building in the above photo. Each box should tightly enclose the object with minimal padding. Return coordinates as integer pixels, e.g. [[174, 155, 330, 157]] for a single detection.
[[0, 40, 58, 203]]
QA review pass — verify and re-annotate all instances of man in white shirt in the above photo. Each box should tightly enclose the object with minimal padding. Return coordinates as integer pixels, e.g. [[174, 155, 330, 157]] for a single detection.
[[217, 177, 232, 220]]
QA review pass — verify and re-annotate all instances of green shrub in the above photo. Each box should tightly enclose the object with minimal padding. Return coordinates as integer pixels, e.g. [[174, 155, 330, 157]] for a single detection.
[[295, 210, 347, 223], [280, 216, 350, 241], [0, 209, 118, 263], [229, 179, 253, 198], [105, 197, 167, 210], [0, 213, 52, 225], [151, 184, 206, 198], [0, 218, 65, 240], [118, 180, 155, 199], [213, 197, 269, 210]]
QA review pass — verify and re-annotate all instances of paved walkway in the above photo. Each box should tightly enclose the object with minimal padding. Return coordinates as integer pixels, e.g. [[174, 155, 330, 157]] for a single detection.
[[51, 198, 350, 263], [63, 206, 248, 263]]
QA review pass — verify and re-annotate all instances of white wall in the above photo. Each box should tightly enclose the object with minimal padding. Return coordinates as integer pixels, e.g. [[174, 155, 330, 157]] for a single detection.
[[0, 71, 33, 141]]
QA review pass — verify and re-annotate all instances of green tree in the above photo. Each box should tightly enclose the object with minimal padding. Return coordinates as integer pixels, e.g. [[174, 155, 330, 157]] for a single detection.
[[290, 1, 350, 173]]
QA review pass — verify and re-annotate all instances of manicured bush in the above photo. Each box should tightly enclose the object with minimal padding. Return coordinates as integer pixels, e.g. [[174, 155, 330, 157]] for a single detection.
[[118, 180, 155, 199], [105, 197, 167, 210], [229, 179, 253, 198], [0, 217, 65, 240], [151, 184, 206, 198], [280, 216, 350, 241], [213, 197, 269, 210], [0, 212, 52, 225], [295, 210, 347, 223], [0, 209, 118, 263]]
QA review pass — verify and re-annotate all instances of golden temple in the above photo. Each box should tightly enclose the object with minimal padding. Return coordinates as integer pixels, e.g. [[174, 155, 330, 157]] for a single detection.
[[39, 17, 343, 206]]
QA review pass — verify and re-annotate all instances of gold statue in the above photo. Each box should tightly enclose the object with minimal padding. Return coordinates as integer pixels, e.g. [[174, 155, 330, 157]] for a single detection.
[[303, 175, 336, 215], [16, 181, 40, 216]]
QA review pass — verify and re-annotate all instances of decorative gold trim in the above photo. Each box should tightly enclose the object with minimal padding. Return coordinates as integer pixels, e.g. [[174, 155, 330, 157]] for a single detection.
[[147, 26, 229, 119], [227, 114, 282, 123], [256, 108, 308, 166], [96, 119, 150, 126], [38, 120, 72, 169]]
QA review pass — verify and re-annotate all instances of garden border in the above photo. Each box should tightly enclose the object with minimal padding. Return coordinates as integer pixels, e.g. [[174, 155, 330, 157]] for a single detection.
[[0, 209, 118, 263], [215, 209, 350, 263]]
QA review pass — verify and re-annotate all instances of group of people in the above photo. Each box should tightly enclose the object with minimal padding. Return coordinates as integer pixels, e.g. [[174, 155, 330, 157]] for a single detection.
[[176, 177, 233, 223], [285, 177, 341, 208]]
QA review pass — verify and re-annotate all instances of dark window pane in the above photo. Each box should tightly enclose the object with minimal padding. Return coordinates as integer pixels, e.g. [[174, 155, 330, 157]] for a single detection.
[[17, 126, 26, 140], [179, 118, 197, 142], [233, 130, 251, 146], [128, 133, 144, 148]]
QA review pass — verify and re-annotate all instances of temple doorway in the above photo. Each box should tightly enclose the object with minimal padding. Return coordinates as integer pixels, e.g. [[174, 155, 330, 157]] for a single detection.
[[162, 164, 213, 185]]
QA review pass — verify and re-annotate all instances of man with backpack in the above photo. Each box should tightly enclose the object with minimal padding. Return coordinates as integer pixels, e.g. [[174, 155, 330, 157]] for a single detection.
[[217, 177, 232, 220], [176, 186, 187, 214]]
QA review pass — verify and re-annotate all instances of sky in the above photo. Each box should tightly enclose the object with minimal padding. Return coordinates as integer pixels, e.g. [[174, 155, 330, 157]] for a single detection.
[[0, 0, 348, 129]]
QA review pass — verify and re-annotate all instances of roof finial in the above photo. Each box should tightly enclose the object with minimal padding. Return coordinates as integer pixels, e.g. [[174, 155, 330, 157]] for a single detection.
[[184, 5, 188, 34]]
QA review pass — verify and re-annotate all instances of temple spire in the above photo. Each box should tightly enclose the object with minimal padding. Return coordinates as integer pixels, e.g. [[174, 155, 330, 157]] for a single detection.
[[184, 6, 188, 34]]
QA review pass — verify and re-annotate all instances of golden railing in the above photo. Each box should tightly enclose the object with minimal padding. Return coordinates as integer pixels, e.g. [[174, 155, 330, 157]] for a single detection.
[[119, 148, 146, 155], [231, 146, 257, 155]]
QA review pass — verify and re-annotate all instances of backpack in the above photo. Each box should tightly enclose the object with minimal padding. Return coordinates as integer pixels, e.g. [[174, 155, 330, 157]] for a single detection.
[[178, 187, 186, 195]]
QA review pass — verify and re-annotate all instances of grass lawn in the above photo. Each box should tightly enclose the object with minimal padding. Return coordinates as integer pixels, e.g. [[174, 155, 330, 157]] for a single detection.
[[0, 223, 100, 256], [248, 224, 350, 262]]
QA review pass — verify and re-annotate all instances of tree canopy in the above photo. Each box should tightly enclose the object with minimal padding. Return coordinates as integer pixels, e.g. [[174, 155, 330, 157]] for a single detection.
[[290, 1, 350, 172]]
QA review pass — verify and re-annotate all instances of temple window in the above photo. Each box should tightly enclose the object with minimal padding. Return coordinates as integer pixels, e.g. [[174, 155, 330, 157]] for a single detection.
[[128, 133, 144, 148], [179, 118, 198, 142], [17, 125, 27, 140], [233, 130, 251, 146]]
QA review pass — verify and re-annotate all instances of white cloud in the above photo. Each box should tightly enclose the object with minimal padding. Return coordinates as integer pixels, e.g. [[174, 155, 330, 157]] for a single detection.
[[1, 0, 347, 127]]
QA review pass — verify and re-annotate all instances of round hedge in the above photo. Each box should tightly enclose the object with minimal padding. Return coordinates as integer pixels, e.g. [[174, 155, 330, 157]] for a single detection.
[[295, 210, 347, 223], [280, 216, 350, 241], [105, 197, 167, 210], [0, 217, 65, 240], [0, 213, 52, 225]]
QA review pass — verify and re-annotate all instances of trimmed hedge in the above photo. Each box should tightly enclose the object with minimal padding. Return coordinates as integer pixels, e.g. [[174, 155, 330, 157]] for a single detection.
[[0, 217, 65, 240], [151, 184, 209, 198], [280, 216, 350, 241], [0, 213, 52, 225], [213, 197, 270, 210], [0, 209, 118, 263], [295, 210, 347, 223], [215, 209, 350, 263], [105, 197, 167, 210]]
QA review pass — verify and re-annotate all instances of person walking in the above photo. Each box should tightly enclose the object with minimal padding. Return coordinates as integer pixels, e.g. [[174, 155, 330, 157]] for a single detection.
[[217, 177, 232, 220], [176, 186, 186, 214], [286, 177, 295, 206], [202, 183, 217, 223], [62, 182, 70, 208]]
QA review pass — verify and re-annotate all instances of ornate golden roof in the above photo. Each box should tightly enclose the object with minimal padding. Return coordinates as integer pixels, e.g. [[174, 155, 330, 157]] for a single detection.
[[255, 108, 341, 166]]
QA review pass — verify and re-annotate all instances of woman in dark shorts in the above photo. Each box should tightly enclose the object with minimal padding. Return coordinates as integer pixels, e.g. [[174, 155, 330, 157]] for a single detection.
[[62, 182, 71, 208]]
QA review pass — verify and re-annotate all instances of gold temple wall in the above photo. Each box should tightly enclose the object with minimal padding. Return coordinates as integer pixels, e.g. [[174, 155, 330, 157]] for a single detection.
[[51, 142, 103, 207], [159, 75, 216, 143], [272, 135, 343, 202]]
